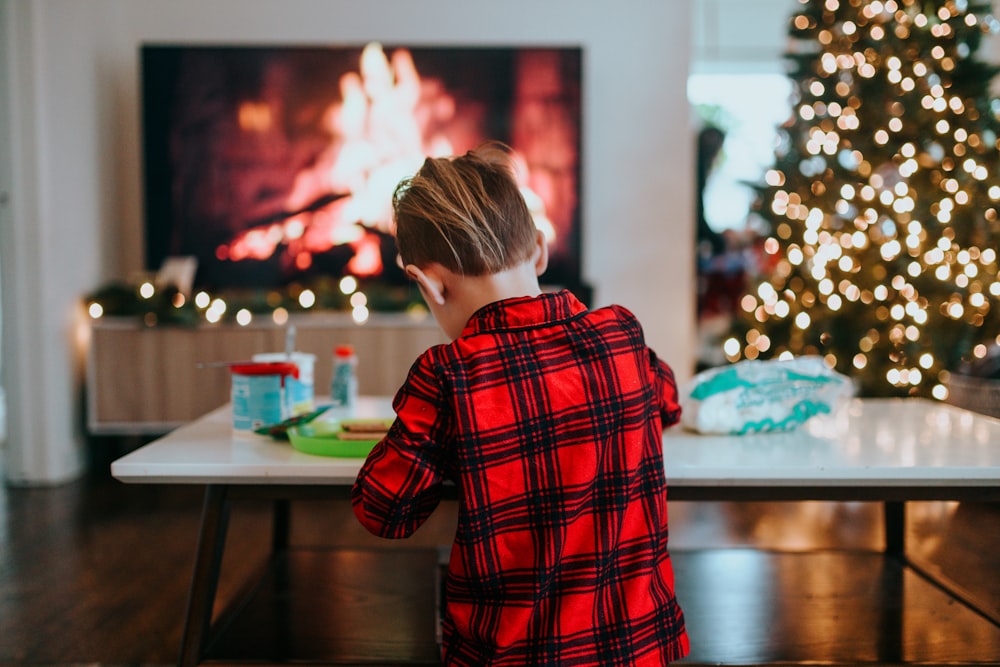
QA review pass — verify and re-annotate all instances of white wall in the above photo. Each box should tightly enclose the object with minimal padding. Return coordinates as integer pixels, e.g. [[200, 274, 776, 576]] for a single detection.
[[693, 0, 797, 70], [2, 0, 130, 483], [692, 0, 1000, 80], [0, 0, 695, 483], [0, 1, 11, 453]]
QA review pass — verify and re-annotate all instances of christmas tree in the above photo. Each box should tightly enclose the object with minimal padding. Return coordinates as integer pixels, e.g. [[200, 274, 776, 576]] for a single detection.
[[728, 0, 1000, 398]]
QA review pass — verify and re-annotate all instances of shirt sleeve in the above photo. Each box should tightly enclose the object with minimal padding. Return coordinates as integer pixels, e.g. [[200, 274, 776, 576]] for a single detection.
[[649, 348, 682, 428], [351, 351, 452, 539]]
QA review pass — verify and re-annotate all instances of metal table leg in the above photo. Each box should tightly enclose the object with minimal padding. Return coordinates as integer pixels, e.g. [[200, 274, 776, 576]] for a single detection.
[[272, 498, 290, 554], [178, 484, 230, 667], [884, 501, 905, 557]]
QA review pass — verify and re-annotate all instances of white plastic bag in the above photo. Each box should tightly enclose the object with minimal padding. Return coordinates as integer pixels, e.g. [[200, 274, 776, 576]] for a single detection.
[[680, 356, 853, 435]]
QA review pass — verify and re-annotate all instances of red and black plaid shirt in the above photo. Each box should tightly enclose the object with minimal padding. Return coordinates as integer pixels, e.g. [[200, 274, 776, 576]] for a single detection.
[[353, 290, 689, 665]]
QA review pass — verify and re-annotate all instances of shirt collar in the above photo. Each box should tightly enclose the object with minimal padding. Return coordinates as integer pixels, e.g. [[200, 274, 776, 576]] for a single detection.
[[460, 290, 588, 337]]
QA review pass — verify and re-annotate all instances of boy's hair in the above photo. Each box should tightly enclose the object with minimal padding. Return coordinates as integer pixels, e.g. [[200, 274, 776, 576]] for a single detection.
[[392, 142, 537, 276]]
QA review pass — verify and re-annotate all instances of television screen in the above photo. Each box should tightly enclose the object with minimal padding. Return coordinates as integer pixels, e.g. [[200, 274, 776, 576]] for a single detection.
[[141, 43, 583, 296]]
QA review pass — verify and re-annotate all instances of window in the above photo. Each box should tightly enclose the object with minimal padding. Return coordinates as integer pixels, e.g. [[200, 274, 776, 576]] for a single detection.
[[688, 72, 792, 232]]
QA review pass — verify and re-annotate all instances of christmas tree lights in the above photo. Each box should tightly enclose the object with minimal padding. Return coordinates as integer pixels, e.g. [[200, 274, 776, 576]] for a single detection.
[[730, 0, 1000, 398]]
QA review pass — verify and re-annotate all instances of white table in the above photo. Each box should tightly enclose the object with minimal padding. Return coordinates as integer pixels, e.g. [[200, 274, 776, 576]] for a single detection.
[[113, 397, 396, 485], [113, 396, 1000, 493], [112, 397, 1000, 665]]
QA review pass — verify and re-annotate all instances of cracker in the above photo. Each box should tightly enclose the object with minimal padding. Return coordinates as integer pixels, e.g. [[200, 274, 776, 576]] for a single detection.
[[341, 418, 394, 433], [337, 430, 387, 441]]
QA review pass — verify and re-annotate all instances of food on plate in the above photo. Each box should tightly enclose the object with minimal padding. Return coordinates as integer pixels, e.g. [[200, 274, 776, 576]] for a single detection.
[[340, 418, 394, 435]]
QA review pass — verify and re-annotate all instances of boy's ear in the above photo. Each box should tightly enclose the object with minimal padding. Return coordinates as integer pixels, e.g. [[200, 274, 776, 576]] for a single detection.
[[404, 264, 446, 306], [533, 229, 549, 277]]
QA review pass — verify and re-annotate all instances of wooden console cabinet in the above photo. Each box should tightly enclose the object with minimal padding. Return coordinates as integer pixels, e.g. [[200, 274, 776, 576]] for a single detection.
[[86, 313, 445, 434]]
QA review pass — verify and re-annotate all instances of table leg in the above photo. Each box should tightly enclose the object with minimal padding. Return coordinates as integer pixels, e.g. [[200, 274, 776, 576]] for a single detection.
[[884, 500, 1000, 629], [178, 484, 231, 667], [884, 501, 905, 557], [272, 498, 290, 554], [271, 497, 293, 656]]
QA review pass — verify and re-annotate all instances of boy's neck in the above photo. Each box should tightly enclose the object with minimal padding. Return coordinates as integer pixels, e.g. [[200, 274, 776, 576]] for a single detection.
[[406, 229, 550, 340], [454, 262, 543, 314], [425, 260, 543, 340]]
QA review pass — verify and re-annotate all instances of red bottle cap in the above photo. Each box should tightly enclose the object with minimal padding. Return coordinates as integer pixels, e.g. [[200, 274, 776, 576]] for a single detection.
[[334, 345, 355, 357], [229, 361, 300, 379]]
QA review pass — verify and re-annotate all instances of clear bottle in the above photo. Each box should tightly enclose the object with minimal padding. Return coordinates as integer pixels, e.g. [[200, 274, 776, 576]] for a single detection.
[[331, 345, 359, 408]]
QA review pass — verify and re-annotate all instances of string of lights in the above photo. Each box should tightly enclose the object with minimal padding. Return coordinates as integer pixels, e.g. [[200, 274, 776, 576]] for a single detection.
[[84, 276, 425, 328]]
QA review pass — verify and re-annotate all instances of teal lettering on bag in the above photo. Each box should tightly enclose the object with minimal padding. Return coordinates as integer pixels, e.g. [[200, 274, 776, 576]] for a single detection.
[[735, 400, 831, 434], [688, 368, 748, 400], [689, 366, 834, 401]]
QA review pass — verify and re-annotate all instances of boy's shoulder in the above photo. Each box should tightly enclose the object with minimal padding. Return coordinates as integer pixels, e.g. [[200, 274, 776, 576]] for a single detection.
[[592, 302, 642, 330], [598, 302, 637, 319]]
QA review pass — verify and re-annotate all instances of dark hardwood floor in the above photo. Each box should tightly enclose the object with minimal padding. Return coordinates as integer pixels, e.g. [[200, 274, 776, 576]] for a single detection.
[[1, 455, 999, 666]]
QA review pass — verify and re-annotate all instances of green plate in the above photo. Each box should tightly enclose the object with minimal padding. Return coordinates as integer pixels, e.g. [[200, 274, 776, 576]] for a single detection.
[[288, 419, 388, 458]]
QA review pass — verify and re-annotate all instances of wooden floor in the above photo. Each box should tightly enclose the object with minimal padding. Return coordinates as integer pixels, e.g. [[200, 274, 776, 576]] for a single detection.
[[1, 457, 999, 665]]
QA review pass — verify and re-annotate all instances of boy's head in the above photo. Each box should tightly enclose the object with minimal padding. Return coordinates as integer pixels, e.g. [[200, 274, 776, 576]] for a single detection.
[[392, 142, 538, 276]]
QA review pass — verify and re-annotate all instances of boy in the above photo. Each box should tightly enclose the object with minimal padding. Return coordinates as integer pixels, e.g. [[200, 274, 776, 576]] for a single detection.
[[352, 143, 689, 665]]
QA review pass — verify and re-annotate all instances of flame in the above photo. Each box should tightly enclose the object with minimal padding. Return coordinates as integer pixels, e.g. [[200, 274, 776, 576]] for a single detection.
[[347, 234, 383, 276], [220, 42, 559, 280], [238, 101, 273, 132]]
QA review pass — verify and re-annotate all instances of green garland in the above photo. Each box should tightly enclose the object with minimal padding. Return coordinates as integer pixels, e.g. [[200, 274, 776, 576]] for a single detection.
[[84, 277, 425, 327]]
